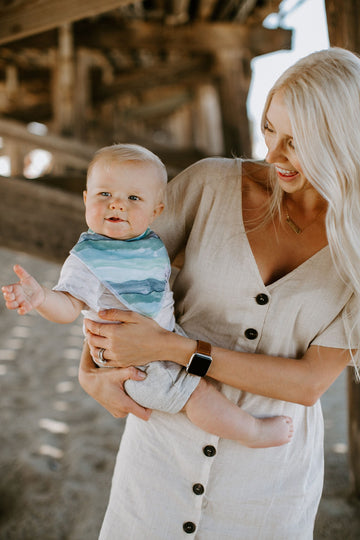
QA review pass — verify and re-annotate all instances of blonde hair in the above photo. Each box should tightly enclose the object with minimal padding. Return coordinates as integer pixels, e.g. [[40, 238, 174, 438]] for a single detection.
[[87, 143, 168, 199], [262, 48, 360, 371]]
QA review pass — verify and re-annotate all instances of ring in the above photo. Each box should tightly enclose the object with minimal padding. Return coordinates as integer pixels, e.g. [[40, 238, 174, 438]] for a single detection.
[[97, 348, 107, 366]]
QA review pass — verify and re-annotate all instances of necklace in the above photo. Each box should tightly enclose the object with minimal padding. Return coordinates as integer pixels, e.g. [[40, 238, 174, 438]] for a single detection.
[[283, 199, 326, 235]]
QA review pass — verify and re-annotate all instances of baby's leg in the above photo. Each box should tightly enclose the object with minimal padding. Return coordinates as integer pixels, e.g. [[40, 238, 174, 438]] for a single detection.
[[184, 379, 293, 448], [124, 361, 199, 414]]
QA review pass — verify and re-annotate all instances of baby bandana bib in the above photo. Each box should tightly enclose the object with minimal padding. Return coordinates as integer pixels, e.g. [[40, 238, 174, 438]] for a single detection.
[[71, 229, 170, 318]]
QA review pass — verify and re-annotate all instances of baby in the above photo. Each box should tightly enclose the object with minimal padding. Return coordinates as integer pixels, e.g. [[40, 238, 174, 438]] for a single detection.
[[2, 143, 293, 448]]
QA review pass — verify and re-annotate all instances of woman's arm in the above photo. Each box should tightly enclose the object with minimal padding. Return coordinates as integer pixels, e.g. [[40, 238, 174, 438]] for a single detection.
[[78, 341, 152, 420], [84, 309, 351, 407]]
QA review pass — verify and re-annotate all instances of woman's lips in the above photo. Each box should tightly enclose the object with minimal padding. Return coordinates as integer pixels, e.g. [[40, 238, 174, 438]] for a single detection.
[[275, 166, 299, 180]]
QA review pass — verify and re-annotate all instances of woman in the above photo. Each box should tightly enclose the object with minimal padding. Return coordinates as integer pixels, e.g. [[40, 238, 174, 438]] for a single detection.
[[79, 48, 360, 539]]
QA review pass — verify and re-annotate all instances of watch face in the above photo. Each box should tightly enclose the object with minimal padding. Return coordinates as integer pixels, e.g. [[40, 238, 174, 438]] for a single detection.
[[187, 353, 212, 377]]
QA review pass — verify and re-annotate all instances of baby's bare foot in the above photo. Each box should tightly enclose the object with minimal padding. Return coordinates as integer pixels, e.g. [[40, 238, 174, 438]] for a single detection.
[[246, 415, 294, 449]]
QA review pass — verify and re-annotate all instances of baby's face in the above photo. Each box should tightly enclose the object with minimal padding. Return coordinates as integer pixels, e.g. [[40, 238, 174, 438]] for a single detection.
[[83, 160, 164, 240]]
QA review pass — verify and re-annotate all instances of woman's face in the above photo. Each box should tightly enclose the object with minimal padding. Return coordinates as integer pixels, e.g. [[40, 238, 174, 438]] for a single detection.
[[263, 91, 313, 194]]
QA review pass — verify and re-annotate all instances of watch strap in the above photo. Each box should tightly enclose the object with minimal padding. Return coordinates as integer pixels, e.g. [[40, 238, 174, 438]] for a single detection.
[[196, 340, 211, 357]]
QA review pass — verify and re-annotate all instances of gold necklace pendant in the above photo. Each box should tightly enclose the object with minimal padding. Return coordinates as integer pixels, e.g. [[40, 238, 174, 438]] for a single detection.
[[285, 213, 302, 234], [284, 197, 326, 235]]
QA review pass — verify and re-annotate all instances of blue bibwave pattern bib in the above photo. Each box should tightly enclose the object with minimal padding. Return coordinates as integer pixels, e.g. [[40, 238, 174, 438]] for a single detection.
[[71, 229, 170, 318]]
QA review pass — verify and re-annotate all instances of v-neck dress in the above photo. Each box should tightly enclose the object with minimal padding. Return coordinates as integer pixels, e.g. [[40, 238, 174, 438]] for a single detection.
[[99, 158, 353, 540]]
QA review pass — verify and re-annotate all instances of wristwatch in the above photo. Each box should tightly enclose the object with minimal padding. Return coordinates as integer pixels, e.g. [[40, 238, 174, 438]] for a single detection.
[[186, 340, 212, 377]]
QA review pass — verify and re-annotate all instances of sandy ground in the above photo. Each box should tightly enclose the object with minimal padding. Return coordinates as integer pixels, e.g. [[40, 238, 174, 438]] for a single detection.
[[0, 246, 359, 539]]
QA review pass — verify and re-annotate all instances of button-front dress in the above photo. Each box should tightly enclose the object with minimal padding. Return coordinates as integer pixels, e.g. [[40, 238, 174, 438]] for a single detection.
[[99, 158, 353, 540]]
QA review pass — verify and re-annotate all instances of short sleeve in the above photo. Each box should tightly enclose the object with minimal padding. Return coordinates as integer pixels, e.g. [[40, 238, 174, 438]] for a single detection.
[[311, 294, 359, 350], [153, 157, 237, 261], [53, 254, 103, 311]]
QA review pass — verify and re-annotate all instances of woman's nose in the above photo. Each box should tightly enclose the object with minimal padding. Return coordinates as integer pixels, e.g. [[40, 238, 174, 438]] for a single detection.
[[265, 139, 283, 164]]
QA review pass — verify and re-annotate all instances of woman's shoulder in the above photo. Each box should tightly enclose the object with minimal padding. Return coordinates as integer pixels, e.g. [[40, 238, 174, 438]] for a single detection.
[[172, 157, 268, 187], [242, 160, 271, 189]]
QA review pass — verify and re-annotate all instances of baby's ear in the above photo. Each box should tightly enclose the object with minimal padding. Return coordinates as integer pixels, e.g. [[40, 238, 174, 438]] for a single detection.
[[154, 202, 165, 218], [83, 190, 87, 205]]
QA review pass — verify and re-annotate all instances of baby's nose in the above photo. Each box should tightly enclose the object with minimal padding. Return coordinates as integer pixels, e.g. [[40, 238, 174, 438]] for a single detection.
[[110, 198, 126, 210]]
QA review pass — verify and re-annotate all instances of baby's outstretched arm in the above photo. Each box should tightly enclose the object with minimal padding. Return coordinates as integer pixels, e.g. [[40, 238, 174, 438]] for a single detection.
[[2, 264, 84, 323]]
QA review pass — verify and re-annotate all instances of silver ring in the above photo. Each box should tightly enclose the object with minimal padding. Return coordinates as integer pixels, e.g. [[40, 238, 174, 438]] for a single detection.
[[97, 348, 107, 366]]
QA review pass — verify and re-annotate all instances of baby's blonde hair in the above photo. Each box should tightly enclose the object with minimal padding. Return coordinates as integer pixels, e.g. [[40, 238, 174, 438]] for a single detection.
[[87, 143, 168, 200]]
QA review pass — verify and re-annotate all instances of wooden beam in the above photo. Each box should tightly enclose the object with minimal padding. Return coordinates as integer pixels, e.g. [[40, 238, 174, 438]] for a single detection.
[[120, 91, 193, 121], [75, 21, 292, 57], [93, 56, 213, 101], [0, 176, 86, 262], [0, 117, 96, 168], [0, 0, 135, 45], [2, 19, 292, 58]]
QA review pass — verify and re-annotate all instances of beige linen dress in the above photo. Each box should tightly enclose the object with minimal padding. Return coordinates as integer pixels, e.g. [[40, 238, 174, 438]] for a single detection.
[[99, 158, 353, 540]]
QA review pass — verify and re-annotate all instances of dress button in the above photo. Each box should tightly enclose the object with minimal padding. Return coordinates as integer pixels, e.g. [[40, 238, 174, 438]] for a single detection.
[[244, 328, 258, 340], [203, 445, 216, 457], [256, 293, 269, 305], [183, 522, 196, 534], [193, 483, 205, 495]]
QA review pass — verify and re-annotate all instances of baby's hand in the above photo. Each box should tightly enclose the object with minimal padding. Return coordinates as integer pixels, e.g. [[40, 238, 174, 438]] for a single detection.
[[1, 264, 45, 315]]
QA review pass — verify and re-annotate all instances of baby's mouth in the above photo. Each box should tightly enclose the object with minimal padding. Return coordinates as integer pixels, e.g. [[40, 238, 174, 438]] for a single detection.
[[106, 217, 125, 223]]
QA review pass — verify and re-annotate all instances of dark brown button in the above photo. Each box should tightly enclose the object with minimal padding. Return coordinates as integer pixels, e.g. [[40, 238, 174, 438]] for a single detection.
[[183, 522, 196, 534], [193, 483, 204, 495], [203, 445, 216, 457], [245, 328, 258, 340], [256, 293, 269, 305]]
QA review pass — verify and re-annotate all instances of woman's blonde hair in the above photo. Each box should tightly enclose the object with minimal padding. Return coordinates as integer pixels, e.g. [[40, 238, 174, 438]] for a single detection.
[[262, 47, 360, 371]]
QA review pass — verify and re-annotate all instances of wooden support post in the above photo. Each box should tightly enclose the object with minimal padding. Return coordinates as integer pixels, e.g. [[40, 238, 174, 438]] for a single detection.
[[4, 140, 24, 176], [325, 0, 360, 499], [193, 84, 224, 155], [52, 24, 75, 137], [74, 49, 92, 141], [215, 49, 252, 158], [348, 368, 360, 497]]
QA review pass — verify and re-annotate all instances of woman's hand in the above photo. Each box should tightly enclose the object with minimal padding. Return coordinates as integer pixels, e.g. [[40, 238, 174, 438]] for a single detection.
[[84, 309, 174, 368], [78, 340, 152, 420]]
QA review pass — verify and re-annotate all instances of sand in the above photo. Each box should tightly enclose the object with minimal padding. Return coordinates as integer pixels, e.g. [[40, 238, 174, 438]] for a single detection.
[[0, 246, 359, 539]]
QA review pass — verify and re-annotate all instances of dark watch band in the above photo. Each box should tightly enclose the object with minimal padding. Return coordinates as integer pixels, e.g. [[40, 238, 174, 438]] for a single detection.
[[186, 340, 212, 377]]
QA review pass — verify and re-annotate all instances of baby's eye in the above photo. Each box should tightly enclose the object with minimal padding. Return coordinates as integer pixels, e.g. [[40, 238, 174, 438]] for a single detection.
[[288, 139, 295, 150], [129, 195, 140, 201], [100, 192, 111, 197]]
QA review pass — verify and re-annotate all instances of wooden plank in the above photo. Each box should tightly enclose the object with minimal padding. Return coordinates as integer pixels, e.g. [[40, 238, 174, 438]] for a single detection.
[[0, 176, 86, 262], [0, 0, 135, 45], [75, 21, 292, 57]]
